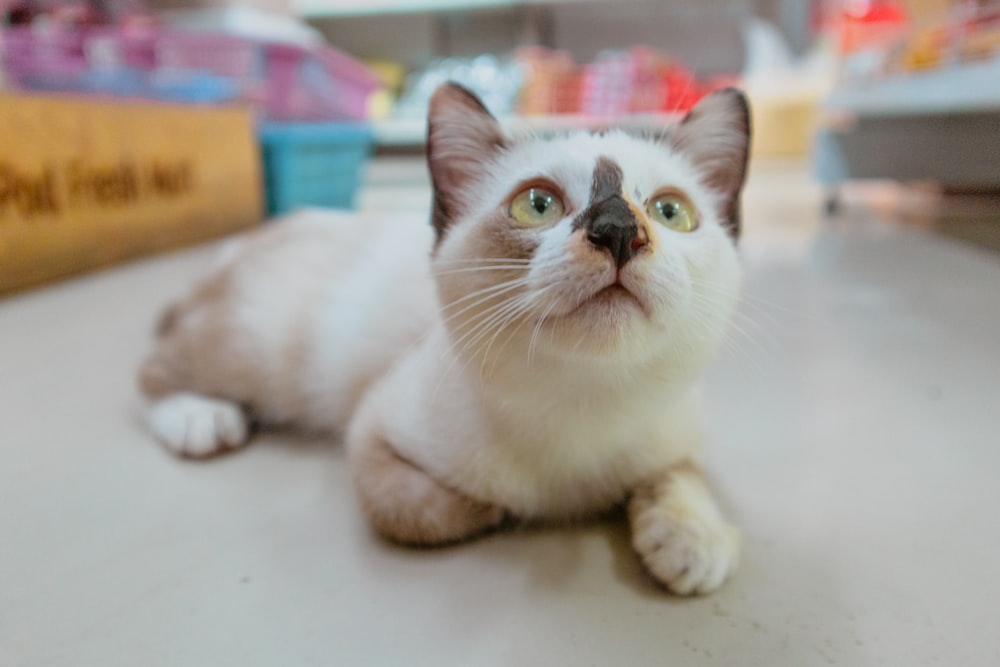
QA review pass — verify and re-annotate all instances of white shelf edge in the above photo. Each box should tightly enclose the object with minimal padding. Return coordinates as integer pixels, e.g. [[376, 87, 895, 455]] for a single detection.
[[823, 58, 1000, 118]]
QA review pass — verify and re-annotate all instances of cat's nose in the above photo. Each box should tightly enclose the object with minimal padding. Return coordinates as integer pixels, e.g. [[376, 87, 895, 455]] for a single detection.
[[587, 215, 646, 269]]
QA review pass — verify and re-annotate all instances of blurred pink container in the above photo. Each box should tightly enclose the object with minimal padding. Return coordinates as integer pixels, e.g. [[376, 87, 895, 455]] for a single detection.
[[1, 26, 379, 121], [264, 42, 379, 122]]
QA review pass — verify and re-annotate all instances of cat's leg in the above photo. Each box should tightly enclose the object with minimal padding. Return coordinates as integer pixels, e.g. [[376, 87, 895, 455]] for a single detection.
[[628, 461, 740, 595], [138, 296, 254, 459], [348, 430, 505, 546]]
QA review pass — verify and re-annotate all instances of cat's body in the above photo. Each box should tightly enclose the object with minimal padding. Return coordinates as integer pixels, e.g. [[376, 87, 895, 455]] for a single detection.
[[142, 211, 438, 435], [140, 84, 751, 595]]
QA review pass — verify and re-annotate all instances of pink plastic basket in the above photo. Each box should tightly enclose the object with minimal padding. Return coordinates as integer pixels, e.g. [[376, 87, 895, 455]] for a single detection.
[[264, 42, 379, 122], [1, 26, 379, 121]]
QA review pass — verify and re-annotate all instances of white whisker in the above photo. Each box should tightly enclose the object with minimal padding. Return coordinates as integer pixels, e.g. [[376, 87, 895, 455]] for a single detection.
[[439, 281, 529, 327], [528, 300, 560, 369], [479, 298, 536, 378], [435, 257, 531, 265], [459, 297, 531, 353]]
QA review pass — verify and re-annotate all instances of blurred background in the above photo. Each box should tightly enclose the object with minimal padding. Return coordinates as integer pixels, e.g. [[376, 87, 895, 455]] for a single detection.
[[1, 0, 999, 292]]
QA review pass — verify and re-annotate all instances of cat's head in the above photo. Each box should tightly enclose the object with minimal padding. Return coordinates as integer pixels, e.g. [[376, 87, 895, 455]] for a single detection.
[[427, 83, 750, 372]]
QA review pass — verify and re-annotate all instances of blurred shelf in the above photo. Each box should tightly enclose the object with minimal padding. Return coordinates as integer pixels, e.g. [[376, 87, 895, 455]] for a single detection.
[[823, 57, 1000, 118], [373, 112, 682, 146], [294, 0, 587, 18]]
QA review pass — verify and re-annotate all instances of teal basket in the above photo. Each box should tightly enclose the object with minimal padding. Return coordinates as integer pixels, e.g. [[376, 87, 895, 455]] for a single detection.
[[259, 122, 374, 216]]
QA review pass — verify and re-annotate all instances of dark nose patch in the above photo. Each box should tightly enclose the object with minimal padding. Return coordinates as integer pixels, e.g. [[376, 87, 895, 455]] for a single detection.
[[586, 199, 639, 269], [572, 156, 641, 269]]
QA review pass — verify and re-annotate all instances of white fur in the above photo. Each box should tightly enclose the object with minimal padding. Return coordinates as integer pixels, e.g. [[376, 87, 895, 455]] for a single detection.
[[147, 393, 249, 457], [197, 210, 438, 433], [631, 471, 741, 595]]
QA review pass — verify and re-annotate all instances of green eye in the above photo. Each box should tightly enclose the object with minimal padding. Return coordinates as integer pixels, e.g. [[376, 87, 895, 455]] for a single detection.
[[647, 192, 698, 233], [510, 187, 564, 226]]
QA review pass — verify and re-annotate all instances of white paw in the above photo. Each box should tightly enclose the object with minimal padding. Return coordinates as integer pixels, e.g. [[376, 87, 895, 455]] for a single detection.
[[146, 393, 249, 458], [632, 511, 740, 596]]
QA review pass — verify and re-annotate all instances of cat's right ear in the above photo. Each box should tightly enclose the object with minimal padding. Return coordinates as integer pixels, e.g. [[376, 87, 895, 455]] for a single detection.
[[427, 83, 507, 242]]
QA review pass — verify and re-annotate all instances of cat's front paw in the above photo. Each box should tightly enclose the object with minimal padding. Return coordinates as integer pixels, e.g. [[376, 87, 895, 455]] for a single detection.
[[147, 392, 249, 458], [632, 513, 740, 595], [630, 490, 740, 596]]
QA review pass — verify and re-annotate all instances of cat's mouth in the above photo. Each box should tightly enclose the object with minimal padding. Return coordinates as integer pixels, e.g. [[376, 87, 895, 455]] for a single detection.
[[568, 281, 648, 318]]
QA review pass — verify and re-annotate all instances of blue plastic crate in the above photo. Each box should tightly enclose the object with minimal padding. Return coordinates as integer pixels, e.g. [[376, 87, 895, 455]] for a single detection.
[[259, 122, 373, 216]]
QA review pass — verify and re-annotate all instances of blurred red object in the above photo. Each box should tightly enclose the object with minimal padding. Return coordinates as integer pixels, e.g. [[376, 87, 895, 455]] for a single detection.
[[516, 46, 738, 117], [838, 0, 909, 53], [516, 48, 577, 114], [50, 2, 107, 27]]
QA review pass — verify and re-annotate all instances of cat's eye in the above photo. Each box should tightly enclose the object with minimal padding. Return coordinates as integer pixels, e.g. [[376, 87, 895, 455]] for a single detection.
[[646, 192, 698, 233], [509, 187, 565, 226]]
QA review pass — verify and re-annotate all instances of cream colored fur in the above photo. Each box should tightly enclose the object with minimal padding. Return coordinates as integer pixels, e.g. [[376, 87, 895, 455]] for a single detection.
[[139, 85, 750, 595]]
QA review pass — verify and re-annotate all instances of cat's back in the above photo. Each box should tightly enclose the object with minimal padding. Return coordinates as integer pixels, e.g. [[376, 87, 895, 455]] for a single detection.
[[145, 208, 439, 433], [221, 208, 433, 284]]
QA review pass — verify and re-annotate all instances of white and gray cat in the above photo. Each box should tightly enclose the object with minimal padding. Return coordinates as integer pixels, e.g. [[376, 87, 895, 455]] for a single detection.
[[139, 82, 751, 595]]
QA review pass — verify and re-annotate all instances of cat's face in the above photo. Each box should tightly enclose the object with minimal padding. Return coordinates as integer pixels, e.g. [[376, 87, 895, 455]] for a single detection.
[[427, 84, 750, 370]]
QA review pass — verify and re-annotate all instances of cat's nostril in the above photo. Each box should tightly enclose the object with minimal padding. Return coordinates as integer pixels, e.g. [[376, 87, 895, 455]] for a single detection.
[[631, 225, 650, 252], [587, 220, 636, 269]]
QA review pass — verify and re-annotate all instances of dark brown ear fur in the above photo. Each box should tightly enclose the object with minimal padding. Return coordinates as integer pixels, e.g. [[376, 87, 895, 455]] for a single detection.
[[426, 83, 508, 243], [671, 88, 751, 240]]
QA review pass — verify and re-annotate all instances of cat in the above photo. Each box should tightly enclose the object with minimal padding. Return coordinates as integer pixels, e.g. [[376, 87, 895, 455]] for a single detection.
[[139, 82, 751, 596]]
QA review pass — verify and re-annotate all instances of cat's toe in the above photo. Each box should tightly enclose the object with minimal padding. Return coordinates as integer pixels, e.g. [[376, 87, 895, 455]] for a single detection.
[[633, 514, 740, 596], [147, 393, 249, 458]]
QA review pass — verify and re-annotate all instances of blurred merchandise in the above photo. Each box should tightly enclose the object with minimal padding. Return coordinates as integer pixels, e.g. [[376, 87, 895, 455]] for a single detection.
[[831, 0, 1000, 84], [825, 0, 1000, 114], [752, 92, 823, 158], [259, 122, 372, 215], [837, 0, 911, 55], [742, 15, 835, 158], [516, 47, 733, 117], [393, 53, 524, 119], [0, 23, 380, 121], [817, 0, 1000, 200], [363, 58, 405, 119], [390, 46, 735, 126], [0, 95, 261, 296], [517, 48, 577, 115]]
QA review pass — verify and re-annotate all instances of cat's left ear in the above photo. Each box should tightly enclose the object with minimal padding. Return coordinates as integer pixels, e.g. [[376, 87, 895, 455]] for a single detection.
[[427, 83, 508, 242], [672, 88, 752, 240]]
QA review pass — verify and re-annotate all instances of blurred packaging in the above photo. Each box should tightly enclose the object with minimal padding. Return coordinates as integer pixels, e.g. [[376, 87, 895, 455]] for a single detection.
[[837, 0, 911, 54], [393, 53, 524, 119], [0, 95, 261, 296], [393, 47, 732, 122], [516, 47, 732, 117], [0, 24, 380, 121], [741, 15, 833, 159], [830, 0, 1000, 84], [364, 59, 406, 119], [517, 48, 577, 114]]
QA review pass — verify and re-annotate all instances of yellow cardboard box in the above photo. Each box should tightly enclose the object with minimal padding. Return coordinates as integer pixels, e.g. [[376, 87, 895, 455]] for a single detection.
[[0, 95, 262, 296]]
